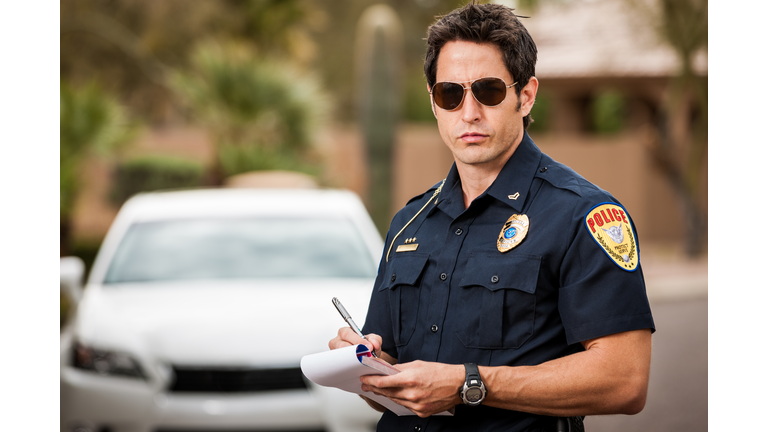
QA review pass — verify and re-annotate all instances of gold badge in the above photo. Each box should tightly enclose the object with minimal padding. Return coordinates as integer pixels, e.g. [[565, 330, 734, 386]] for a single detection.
[[497, 214, 529, 253], [584, 203, 638, 271]]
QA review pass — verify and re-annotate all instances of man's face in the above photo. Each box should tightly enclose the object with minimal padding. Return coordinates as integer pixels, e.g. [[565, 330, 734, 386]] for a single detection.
[[431, 40, 537, 172]]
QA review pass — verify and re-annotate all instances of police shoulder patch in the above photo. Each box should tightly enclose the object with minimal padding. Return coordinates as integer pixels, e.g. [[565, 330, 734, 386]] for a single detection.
[[584, 203, 638, 271]]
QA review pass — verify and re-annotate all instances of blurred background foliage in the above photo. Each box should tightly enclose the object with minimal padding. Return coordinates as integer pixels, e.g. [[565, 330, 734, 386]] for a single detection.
[[110, 156, 206, 206], [590, 91, 626, 135], [60, 80, 136, 255], [59, 0, 461, 254], [60, 0, 707, 256], [169, 41, 329, 180], [60, 0, 454, 125]]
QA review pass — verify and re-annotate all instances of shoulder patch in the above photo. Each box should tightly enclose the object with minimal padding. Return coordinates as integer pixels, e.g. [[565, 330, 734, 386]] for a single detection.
[[584, 203, 638, 271]]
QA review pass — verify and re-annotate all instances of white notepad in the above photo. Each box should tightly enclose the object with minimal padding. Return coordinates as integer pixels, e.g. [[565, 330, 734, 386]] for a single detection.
[[300, 344, 452, 416]]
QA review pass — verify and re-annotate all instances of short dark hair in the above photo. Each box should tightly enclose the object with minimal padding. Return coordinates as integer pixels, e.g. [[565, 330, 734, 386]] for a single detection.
[[424, 2, 538, 128]]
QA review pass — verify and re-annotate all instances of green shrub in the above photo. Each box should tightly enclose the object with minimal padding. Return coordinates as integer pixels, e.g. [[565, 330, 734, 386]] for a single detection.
[[527, 91, 551, 132], [169, 41, 331, 179], [60, 81, 135, 220], [402, 66, 434, 123], [111, 156, 206, 205], [591, 90, 625, 134]]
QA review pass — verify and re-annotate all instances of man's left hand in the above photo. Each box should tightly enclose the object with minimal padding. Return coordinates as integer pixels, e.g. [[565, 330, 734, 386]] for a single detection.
[[360, 360, 464, 417]]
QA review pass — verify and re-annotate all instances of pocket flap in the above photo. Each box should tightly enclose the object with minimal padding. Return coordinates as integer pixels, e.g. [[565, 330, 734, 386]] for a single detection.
[[377, 252, 430, 291], [459, 254, 540, 294]]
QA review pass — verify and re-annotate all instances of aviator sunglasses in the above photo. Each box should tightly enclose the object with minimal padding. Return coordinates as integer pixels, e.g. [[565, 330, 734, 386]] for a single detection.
[[430, 77, 517, 111]]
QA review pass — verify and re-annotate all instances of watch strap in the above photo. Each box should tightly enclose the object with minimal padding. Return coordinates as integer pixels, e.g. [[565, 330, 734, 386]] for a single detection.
[[465, 363, 481, 383]]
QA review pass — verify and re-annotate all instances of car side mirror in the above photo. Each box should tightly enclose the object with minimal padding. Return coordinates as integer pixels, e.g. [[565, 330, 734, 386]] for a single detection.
[[60, 256, 85, 304]]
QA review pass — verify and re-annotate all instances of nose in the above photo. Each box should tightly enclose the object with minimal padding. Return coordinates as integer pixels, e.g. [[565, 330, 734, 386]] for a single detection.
[[460, 87, 483, 123]]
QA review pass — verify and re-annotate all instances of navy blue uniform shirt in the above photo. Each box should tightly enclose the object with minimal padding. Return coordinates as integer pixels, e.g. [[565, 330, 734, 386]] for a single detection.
[[362, 133, 655, 432]]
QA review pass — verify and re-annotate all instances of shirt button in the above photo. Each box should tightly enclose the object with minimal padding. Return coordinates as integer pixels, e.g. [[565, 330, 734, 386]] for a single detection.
[[455, 228, 463, 235], [391, 273, 396, 282], [440, 272, 447, 281], [414, 426, 422, 432], [491, 275, 499, 283], [431, 324, 438, 333]]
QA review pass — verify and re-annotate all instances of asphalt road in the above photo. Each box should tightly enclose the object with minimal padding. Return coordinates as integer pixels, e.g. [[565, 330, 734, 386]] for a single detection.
[[585, 297, 708, 432]]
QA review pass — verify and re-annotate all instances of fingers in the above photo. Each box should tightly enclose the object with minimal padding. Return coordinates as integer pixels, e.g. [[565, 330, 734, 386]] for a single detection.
[[360, 380, 436, 418], [328, 327, 382, 353], [366, 333, 383, 356], [359, 361, 462, 417], [328, 327, 355, 350]]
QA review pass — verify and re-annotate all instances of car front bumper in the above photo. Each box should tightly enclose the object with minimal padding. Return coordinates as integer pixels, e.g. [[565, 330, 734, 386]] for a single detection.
[[61, 366, 377, 432]]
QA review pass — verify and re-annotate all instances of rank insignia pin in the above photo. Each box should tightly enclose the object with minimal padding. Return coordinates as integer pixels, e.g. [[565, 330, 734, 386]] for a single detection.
[[497, 214, 529, 253], [396, 238, 419, 252]]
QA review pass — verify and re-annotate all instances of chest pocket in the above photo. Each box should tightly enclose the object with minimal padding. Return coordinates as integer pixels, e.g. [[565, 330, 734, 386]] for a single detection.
[[378, 252, 430, 347], [456, 253, 541, 349]]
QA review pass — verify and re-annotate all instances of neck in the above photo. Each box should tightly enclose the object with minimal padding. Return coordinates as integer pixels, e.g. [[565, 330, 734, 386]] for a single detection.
[[455, 165, 498, 208], [455, 136, 523, 209]]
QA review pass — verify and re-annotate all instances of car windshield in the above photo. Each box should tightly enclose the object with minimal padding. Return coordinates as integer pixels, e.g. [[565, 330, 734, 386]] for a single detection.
[[103, 217, 377, 283]]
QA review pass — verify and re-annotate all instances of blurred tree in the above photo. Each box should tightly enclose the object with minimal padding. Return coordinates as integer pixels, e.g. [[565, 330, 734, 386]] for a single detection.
[[61, 0, 327, 123], [60, 81, 135, 255], [631, 0, 708, 256], [356, 5, 404, 235], [169, 41, 330, 181], [311, 0, 461, 122], [519, 0, 708, 256]]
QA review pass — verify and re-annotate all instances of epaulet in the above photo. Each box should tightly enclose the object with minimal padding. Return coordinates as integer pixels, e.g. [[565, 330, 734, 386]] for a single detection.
[[404, 180, 442, 206], [536, 156, 597, 198]]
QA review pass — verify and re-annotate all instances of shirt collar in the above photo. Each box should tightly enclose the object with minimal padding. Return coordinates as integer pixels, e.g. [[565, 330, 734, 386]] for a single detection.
[[485, 131, 542, 212], [436, 131, 542, 218]]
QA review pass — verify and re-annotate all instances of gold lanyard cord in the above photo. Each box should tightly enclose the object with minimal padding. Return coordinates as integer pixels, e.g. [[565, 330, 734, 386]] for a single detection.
[[385, 179, 446, 262]]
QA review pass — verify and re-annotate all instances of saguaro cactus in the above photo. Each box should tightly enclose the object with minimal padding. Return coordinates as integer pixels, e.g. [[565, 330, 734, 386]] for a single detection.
[[355, 4, 403, 235]]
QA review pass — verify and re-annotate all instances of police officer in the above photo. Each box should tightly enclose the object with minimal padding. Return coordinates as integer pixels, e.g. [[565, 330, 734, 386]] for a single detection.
[[329, 3, 655, 431]]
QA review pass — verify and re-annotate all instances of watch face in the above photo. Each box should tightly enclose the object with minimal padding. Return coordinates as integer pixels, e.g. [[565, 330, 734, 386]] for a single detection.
[[465, 387, 483, 402]]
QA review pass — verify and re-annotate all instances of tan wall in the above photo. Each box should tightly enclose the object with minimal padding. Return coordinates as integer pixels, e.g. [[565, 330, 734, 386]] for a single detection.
[[71, 123, 701, 248], [532, 132, 682, 243]]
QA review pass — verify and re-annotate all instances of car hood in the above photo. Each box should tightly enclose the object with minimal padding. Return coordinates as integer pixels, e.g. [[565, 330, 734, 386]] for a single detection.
[[74, 279, 376, 367]]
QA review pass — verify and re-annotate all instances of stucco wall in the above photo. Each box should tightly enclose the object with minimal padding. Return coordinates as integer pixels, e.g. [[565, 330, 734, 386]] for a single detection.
[[71, 123, 704, 249]]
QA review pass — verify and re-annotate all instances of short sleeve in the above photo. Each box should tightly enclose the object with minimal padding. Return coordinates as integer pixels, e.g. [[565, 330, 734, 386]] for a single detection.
[[557, 199, 655, 345]]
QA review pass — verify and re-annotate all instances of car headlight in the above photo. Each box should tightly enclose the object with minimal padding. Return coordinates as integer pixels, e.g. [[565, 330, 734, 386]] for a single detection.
[[72, 342, 146, 380]]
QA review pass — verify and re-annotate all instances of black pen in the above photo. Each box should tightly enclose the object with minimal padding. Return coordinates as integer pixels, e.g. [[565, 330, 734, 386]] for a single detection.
[[332, 297, 378, 358]]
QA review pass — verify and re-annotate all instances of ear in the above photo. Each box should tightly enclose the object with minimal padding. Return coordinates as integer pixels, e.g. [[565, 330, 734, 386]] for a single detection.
[[520, 77, 539, 117], [428, 83, 437, 118]]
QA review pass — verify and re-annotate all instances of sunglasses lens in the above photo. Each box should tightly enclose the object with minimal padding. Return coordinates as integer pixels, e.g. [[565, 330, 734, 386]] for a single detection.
[[471, 78, 508, 107], [433, 82, 465, 110]]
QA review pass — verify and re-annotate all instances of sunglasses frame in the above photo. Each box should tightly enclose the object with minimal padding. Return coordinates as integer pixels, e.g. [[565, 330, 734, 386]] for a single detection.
[[429, 77, 518, 111]]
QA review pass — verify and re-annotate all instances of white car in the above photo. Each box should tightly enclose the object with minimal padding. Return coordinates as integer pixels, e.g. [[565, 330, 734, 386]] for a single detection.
[[60, 188, 385, 432]]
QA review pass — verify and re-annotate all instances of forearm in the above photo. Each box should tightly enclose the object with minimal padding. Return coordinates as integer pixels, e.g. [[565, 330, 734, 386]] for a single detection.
[[481, 329, 652, 417]]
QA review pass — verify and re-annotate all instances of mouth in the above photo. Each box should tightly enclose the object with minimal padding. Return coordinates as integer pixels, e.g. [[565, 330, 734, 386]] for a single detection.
[[460, 132, 489, 143]]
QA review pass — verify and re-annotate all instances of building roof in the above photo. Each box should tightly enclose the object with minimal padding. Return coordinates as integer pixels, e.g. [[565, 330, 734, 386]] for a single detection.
[[521, 0, 707, 79]]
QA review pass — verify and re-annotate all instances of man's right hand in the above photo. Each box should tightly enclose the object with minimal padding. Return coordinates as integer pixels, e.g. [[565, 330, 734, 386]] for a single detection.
[[328, 327, 396, 413], [328, 327, 383, 357]]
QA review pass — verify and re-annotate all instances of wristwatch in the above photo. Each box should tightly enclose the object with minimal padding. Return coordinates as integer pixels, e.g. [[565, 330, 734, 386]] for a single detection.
[[459, 363, 486, 406]]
